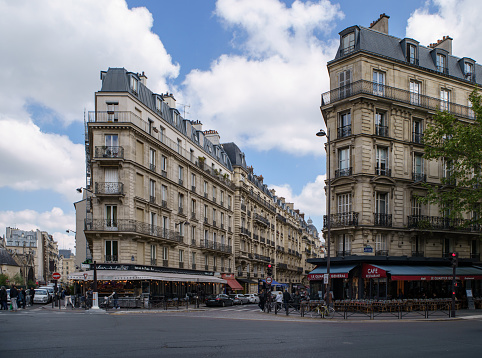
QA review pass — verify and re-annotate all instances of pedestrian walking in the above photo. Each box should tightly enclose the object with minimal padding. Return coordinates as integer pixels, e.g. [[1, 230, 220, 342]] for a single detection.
[[259, 289, 266, 312], [20, 288, 27, 309], [283, 289, 291, 315], [29, 287, 35, 306], [0, 286, 7, 310], [64, 287, 73, 309], [10, 285, 19, 312], [275, 291, 283, 311]]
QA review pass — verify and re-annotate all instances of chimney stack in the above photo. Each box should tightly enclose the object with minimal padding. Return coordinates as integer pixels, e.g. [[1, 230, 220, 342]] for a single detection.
[[428, 35, 452, 55], [204, 130, 220, 145], [138, 71, 147, 86], [369, 13, 390, 34], [162, 93, 176, 109]]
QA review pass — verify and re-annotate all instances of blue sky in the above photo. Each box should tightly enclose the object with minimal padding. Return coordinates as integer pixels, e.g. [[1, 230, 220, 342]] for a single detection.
[[0, 0, 477, 252]]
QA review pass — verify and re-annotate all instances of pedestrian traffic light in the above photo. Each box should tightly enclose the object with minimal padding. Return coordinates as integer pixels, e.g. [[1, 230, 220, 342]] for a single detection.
[[451, 252, 458, 267], [267, 264, 272, 276]]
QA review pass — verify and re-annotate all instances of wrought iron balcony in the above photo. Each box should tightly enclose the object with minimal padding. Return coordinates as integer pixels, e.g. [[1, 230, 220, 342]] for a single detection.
[[179, 262, 184, 269], [375, 167, 391, 177], [412, 173, 426, 182], [323, 212, 359, 228], [374, 213, 392, 227], [150, 195, 156, 204], [277, 263, 288, 270], [150, 259, 157, 266], [95, 182, 124, 195], [199, 240, 232, 253], [161, 200, 167, 208], [241, 203, 246, 211], [85, 219, 184, 243], [254, 213, 270, 226], [335, 167, 352, 178], [105, 255, 118, 262], [376, 250, 389, 256], [336, 250, 351, 257], [408, 215, 482, 232], [162, 259, 168, 266], [375, 125, 389, 137], [149, 163, 156, 172], [412, 251, 424, 257], [161, 170, 167, 178], [94, 146, 124, 159], [191, 186, 196, 192], [321, 80, 475, 120], [412, 132, 424, 144], [192, 264, 196, 270], [337, 125, 352, 138]]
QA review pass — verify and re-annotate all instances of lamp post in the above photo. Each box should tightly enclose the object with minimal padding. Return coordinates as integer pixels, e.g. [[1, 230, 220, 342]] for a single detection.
[[316, 128, 331, 306]]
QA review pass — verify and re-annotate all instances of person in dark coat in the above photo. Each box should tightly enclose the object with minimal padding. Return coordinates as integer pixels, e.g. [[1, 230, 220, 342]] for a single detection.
[[259, 289, 266, 312], [10, 285, 19, 312], [0, 286, 7, 310], [20, 288, 27, 308], [29, 287, 35, 306], [283, 289, 291, 315]]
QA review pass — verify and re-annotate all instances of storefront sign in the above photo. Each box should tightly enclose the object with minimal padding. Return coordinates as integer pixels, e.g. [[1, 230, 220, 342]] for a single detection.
[[364, 245, 373, 253], [92, 263, 215, 276], [307, 273, 349, 281], [362, 264, 387, 278]]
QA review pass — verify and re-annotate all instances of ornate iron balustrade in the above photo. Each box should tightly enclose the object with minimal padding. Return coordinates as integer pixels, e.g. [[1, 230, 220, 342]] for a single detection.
[[150, 259, 157, 266], [337, 125, 352, 138], [253, 234, 259, 240], [412, 132, 424, 144], [376, 250, 389, 256], [321, 80, 475, 119], [375, 167, 391, 177], [199, 240, 232, 253], [336, 250, 351, 257], [254, 213, 270, 226], [95, 146, 124, 159], [375, 125, 389, 137], [335, 167, 352, 178], [95, 182, 124, 195], [105, 255, 118, 262], [323, 212, 359, 228], [407, 215, 482, 232], [85, 219, 183, 243], [277, 263, 288, 270], [241, 203, 246, 211], [149, 164, 156, 172], [374, 213, 392, 227], [412, 173, 426, 182]]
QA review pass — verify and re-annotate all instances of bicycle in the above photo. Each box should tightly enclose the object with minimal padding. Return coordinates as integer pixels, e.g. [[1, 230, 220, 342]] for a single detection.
[[310, 302, 335, 318]]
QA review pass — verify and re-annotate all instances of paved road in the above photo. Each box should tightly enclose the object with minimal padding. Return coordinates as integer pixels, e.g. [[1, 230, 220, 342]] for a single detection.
[[1, 304, 481, 358]]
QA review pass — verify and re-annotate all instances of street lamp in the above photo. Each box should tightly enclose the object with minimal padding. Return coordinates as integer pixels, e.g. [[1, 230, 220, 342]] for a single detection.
[[316, 128, 331, 306]]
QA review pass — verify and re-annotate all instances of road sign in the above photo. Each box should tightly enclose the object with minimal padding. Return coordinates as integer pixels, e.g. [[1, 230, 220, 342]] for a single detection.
[[266, 277, 273, 284], [83, 273, 88, 280], [324, 274, 329, 284], [52, 272, 61, 280]]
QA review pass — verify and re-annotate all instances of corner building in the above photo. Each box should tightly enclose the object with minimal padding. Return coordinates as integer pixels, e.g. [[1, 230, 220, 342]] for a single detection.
[[311, 14, 482, 301], [77, 68, 319, 298]]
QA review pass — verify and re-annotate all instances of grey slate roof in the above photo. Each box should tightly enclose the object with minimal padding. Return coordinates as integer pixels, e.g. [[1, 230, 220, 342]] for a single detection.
[[333, 26, 482, 85], [59, 249, 72, 259], [0, 248, 19, 266], [222, 142, 247, 169]]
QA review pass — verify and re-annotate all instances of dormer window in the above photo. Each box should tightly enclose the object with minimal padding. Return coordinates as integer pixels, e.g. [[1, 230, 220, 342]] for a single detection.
[[465, 62, 474, 82], [130, 76, 138, 94], [407, 44, 417, 65], [436, 54, 447, 74], [341, 32, 355, 56], [156, 96, 162, 112]]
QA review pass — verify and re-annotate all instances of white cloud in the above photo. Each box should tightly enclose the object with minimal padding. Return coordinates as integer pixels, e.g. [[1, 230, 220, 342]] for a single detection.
[[0, 208, 76, 252], [406, 0, 482, 60], [183, 0, 342, 156], [269, 174, 326, 230]]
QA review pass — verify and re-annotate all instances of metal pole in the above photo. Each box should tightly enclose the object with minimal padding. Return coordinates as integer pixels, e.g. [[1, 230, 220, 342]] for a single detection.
[[451, 264, 456, 318], [326, 128, 331, 307]]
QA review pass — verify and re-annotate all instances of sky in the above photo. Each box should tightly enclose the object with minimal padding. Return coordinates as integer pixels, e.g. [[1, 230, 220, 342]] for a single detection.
[[1, 0, 480, 253]]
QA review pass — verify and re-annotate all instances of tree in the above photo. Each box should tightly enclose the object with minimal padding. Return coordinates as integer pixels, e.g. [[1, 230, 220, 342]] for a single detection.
[[421, 88, 482, 228], [12, 272, 24, 286], [0, 273, 8, 286]]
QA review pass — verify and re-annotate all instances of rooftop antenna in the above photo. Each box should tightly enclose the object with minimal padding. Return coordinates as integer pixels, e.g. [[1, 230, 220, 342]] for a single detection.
[[178, 103, 191, 118]]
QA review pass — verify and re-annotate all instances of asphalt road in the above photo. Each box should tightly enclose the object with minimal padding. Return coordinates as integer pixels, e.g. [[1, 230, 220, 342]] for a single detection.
[[1, 306, 481, 358]]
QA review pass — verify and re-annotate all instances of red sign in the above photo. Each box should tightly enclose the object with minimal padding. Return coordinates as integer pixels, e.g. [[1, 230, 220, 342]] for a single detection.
[[52, 272, 61, 280], [362, 264, 387, 279], [266, 277, 273, 284]]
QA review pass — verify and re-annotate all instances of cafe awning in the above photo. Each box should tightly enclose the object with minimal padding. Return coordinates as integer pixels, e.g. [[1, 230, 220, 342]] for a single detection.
[[225, 278, 243, 290], [68, 270, 227, 284], [261, 279, 288, 286], [307, 264, 357, 280], [369, 265, 482, 281]]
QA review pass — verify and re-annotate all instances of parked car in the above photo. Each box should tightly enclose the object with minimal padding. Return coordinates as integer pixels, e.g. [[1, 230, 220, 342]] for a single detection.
[[39, 286, 55, 302], [244, 293, 259, 304], [228, 294, 249, 305], [205, 294, 234, 307], [33, 289, 49, 304]]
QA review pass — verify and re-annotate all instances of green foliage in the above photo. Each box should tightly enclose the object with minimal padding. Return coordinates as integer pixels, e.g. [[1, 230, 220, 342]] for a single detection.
[[27, 280, 37, 288], [421, 88, 482, 227], [0, 273, 8, 286], [12, 272, 24, 286]]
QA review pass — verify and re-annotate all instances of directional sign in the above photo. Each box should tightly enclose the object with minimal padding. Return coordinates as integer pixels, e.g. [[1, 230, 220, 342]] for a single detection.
[[52, 272, 61, 280], [266, 277, 273, 284]]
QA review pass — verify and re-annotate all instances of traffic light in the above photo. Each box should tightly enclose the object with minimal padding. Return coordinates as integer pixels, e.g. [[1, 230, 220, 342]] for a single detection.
[[267, 264, 272, 276], [451, 252, 458, 267]]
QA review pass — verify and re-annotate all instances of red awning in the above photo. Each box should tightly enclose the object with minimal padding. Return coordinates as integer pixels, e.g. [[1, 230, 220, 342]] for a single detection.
[[362, 263, 387, 279], [225, 278, 243, 290]]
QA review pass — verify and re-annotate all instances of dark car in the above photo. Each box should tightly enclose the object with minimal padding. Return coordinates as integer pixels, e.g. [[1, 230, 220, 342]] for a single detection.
[[205, 294, 234, 307]]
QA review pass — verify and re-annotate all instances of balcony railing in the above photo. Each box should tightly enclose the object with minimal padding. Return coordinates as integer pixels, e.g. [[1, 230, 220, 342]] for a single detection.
[[374, 213, 392, 227], [150, 259, 157, 266], [412, 132, 423, 144], [471, 253, 480, 260], [277, 263, 288, 270], [335, 167, 352, 178], [407, 215, 482, 232], [336, 250, 351, 257], [105, 255, 118, 262], [199, 240, 232, 253], [149, 163, 156, 172], [375, 167, 391, 177], [412, 251, 424, 257], [191, 186, 196, 192], [254, 213, 270, 226], [85, 219, 184, 243], [95, 182, 124, 195], [149, 195, 156, 204], [412, 173, 426, 182], [337, 125, 352, 138], [94, 146, 124, 159], [375, 125, 389, 137], [162, 259, 168, 266], [375, 250, 389, 256], [323, 212, 359, 228], [321, 80, 475, 120], [161, 200, 167, 208], [241, 203, 246, 211]]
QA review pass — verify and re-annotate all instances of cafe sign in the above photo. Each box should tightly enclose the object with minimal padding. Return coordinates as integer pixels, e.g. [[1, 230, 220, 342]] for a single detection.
[[362, 263, 387, 279]]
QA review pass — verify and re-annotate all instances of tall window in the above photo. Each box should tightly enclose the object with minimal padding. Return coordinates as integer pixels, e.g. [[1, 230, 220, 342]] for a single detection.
[[178, 193, 184, 212], [105, 134, 119, 148], [375, 111, 388, 136], [161, 156, 167, 175], [105, 205, 117, 229], [443, 159, 454, 184], [337, 234, 351, 256], [411, 197, 422, 217], [149, 149, 156, 171], [130, 76, 138, 94], [436, 54, 446, 73], [468, 98, 475, 119], [373, 70, 385, 96], [410, 80, 420, 105], [407, 44, 417, 64], [337, 148, 350, 177], [162, 247, 168, 263], [375, 234, 388, 255], [150, 244, 157, 265], [376, 147, 389, 176], [178, 166, 183, 185], [212, 186, 217, 201], [105, 240, 118, 262], [342, 32, 355, 55], [179, 250, 184, 263], [339, 70, 351, 98], [440, 89, 450, 111], [204, 181, 208, 196], [191, 173, 196, 190], [177, 139, 182, 154], [413, 153, 424, 181], [465, 62, 474, 81], [191, 199, 196, 215], [412, 119, 423, 143], [106, 103, 118, 122], [156, 96, 162, 112], [376, 193, 388, 215], [149, 180, 155, 202], [337, 194, 351, 213], [338, 111, 351, 138], [160, 127, 165, 143], [161, 185, 167, 205]]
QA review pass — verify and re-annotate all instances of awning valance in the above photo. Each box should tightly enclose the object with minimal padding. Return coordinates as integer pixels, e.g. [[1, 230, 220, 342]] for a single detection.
[[225, 278, 243, 290], [307, 265, 357, 280], [68, 270, 227, 284], [370, 265, 482, 281]]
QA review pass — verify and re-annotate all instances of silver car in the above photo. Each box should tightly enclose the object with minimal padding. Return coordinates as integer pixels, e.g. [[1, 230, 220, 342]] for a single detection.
[[244, 293, 260, 304], [33, 289, 49, 304]]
